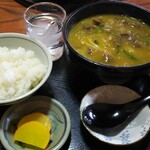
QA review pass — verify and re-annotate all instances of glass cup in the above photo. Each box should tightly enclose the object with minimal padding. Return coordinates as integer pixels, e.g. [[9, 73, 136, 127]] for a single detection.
[[24, 2, 66, 61]]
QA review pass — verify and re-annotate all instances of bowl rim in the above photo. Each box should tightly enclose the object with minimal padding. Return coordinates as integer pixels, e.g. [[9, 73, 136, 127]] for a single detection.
[[0, 33, 53, 104], [63, 0, 150, 69], [24, 2, 66, 29]]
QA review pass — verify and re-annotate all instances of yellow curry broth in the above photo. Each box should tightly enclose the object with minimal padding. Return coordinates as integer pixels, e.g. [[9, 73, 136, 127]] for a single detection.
[[68, 14, 150, 66]]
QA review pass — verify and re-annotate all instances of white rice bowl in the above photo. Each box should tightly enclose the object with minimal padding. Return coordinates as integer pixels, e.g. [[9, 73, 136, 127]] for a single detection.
[[0, 33, 52, 105]]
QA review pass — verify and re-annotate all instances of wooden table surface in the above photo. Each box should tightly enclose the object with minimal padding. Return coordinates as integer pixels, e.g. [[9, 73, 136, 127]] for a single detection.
[[0, 0, 150, 34]]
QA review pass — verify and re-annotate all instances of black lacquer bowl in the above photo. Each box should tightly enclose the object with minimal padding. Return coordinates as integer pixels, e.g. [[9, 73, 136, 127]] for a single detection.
[[63, 1, 150, 84]]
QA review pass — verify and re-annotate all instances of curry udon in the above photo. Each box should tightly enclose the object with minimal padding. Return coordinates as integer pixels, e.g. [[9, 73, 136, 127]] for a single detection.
[[68, 14, 150, 66]]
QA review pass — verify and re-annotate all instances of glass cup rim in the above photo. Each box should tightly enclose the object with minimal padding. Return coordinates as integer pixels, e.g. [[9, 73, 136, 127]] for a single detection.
[[24, 2, 66, 28]]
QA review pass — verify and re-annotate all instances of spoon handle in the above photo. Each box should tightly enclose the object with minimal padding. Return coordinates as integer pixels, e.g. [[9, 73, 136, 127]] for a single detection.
[[126, 95, 150, 110]]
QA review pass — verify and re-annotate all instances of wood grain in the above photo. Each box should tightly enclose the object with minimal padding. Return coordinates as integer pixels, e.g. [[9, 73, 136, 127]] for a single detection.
[[0, 0, 150, 34], [0, 0, 26, 33], [125, 0, 150, 9]]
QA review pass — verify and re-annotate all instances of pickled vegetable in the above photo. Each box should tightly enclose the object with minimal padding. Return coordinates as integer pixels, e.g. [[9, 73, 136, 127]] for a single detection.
[[14, 121, 50, 149], [17, 112, 51, 131]]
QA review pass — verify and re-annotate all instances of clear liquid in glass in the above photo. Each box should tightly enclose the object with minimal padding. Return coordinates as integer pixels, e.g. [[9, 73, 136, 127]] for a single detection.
[[27, 13, 64, 61]]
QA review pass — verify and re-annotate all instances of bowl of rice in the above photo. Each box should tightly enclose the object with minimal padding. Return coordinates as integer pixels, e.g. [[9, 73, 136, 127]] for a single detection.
[[0, 33, 53, 105]]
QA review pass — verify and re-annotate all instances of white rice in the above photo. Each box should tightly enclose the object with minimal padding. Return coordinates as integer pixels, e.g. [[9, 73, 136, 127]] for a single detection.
[[0, 47, 46, 100]]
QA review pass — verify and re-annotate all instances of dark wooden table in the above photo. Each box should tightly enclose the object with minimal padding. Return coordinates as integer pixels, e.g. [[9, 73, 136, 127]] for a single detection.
[[0, 0, 150, 150]]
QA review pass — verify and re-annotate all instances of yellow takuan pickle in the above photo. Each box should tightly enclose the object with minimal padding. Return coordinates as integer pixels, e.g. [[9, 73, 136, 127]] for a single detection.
[[14, 121, 50, 149], [17, 112, 51, 131]]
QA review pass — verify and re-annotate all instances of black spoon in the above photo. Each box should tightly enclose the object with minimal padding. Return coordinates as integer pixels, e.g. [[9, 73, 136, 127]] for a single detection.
[[82, 95, 150, 133]]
